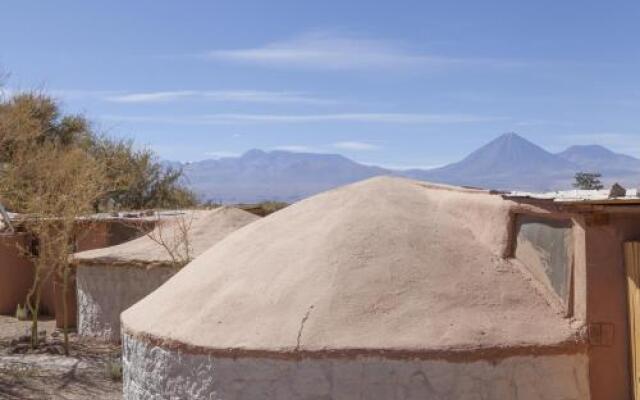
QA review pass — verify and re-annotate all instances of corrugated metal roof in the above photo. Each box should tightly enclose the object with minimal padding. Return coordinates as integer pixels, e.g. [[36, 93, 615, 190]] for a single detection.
[[6, 210, 186, 224], [504, 187, 640, 204]]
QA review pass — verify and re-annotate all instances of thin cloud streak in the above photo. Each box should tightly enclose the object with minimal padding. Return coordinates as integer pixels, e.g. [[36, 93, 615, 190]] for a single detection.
[[271, 145, 319, 152], [205, 31, 524, 71], [5, 88, 336, 105], [105, 90, 336, 105], [333, 141, 380, 151], [100, 112, 506, 125]]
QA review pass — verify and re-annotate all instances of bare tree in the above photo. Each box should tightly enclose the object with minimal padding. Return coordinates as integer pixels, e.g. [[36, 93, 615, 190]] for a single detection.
[[145, 211, 194, 267], [0, 87, 198, 353], [2, 143, 106, 352]]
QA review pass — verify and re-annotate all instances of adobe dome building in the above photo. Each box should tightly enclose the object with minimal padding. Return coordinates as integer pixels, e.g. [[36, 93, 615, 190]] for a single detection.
[[122, 177, 640, 400], [74, 207, 259, 342]]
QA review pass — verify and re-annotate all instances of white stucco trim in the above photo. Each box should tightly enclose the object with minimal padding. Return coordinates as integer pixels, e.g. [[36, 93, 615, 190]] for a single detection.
[[77, 265, 177, 342], [123, 334, 590, 400]]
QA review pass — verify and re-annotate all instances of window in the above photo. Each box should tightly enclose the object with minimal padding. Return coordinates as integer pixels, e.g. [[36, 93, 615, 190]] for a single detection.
[[514, 215, 573, 306]]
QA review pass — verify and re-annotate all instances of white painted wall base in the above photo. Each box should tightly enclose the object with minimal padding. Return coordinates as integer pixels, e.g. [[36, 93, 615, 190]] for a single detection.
[[122, 335, 590, 400], [77, 266, 177, 342]]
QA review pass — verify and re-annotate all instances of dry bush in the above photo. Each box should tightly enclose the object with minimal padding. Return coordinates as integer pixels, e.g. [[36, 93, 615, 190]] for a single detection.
[[0, 86, 198, 354], [144, 211, 194, 267], [2, 143, 107, 352], [104, 359, 123, 382]]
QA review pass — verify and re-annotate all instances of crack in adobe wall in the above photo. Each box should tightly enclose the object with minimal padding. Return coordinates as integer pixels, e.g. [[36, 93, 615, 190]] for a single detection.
[[295, 305, 314, 352]]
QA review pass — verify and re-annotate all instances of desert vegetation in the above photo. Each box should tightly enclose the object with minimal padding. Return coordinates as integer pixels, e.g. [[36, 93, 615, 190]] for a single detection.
[[142, 211, 195, 267], [573, 172, 604, 190], [0, 83, 197, 355]]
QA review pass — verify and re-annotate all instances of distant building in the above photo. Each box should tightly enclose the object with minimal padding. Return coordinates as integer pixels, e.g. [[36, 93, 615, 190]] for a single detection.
[[0, 212, 154, 325], [73, 207, 259, 342]]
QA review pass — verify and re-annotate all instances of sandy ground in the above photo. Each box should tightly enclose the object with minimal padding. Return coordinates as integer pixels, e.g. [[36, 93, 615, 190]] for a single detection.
[[0, 315, 122, 400]]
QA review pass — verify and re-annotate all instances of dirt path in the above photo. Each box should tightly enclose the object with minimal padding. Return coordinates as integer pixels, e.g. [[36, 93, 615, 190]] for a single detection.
[[0, 316, 122, 400]]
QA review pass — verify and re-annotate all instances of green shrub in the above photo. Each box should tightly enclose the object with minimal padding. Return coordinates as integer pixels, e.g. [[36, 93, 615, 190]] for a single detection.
[[105, 359, 123, 381], [15, 304, 28, 321]]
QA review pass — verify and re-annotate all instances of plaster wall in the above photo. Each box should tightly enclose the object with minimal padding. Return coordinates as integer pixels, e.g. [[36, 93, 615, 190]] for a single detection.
[[77, 265, 177, 342], [0, 234, 33, 314], [0, 219, 154, 317], [122, 335, 590, 400], [104, 220, 155, 248], [585, 214, 640, 400], [41, 220, 151, 319], [40, 223, 111, 316]]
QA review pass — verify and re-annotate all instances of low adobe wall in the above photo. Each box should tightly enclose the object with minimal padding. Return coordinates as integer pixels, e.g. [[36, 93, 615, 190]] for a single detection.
[[122, 335, 590, 400], [42, 219, 155, 327], [77, 265, 177, 342], [0, 218, 154, 319], [39, 222, 113, 317], [0, 234, 34, 315]]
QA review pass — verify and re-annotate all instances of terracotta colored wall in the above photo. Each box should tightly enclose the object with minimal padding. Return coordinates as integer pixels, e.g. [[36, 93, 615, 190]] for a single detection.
[[107, 220, 153, 245], [585, 214, 640, 400], [41, 219, 153, 324], [0, 234, 34, 315], [76, 222, 110, 252], [1, 218, 155, 319]]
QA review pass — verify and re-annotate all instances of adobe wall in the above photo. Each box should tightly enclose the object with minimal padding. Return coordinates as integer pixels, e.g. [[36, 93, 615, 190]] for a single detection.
[[40, 222, 114, 317], [75, 221, 111, 252], [0, 234, 34, 314], [106, 219, 154, 246], [122, 335, 589, 400], [0, 218, 154, 318], [75, 219, 154, 252], [77, 265, 177, 342], [584, 213, 640, 400], [41, 219, 153, 325]]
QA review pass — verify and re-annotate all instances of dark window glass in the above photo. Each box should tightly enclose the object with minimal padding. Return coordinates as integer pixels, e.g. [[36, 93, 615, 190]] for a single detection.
[[515, 215, 573, 304]]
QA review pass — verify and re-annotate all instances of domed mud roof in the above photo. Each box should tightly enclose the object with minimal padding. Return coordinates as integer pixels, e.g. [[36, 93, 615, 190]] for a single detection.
[[74, 207, 259, 267], [122, 177, 581, 357]]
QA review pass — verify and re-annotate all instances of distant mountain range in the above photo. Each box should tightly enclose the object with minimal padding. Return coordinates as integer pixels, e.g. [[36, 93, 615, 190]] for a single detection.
[[173, 133, 640, 203], [177, 149, 387, 203]]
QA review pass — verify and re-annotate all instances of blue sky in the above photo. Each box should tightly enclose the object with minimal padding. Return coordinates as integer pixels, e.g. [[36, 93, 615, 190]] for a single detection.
[[1, 1, 639, 168]]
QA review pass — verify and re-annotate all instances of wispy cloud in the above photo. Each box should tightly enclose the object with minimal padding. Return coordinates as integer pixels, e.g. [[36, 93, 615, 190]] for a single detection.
[[271, 145, 318, 152], [514, 119, 576, 128], [4, 88, 335, 105], [332, 141, 380, 151], [1, 88, 119, 100], [49, 89, 118, 100], [204, 31, 521, 71], [105, 90, 335, 105], [101, 112, 505, 125]]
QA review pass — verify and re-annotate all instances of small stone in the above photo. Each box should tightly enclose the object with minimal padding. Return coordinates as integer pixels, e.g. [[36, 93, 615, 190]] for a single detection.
[[48, 344, 66, 355], [9, 343, 30, 354]]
